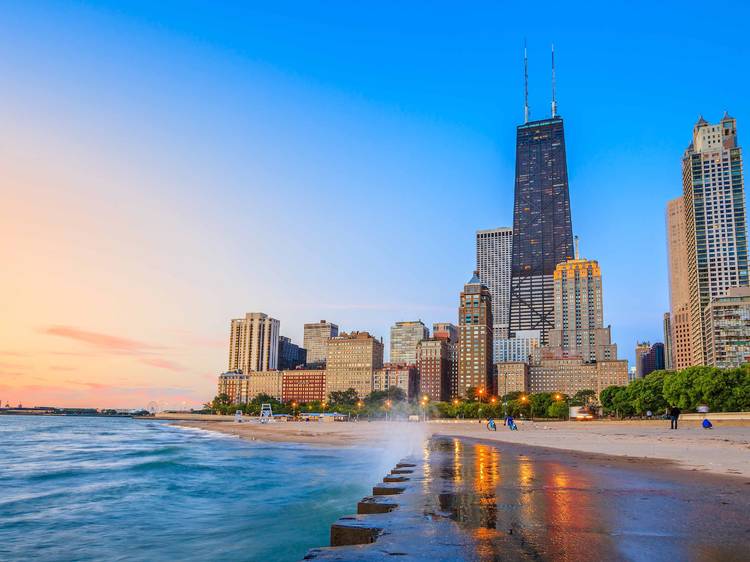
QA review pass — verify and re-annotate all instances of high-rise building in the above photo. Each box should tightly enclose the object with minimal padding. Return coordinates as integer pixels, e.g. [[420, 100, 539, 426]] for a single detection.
[[277, 336, 307, 370], [683, 114, 748, 365], [494, 330, 540, 363], [634, 342, 651, 379], [704, 286, 750, 368], [303, 320, 339, 367], [432, 323, 458, 397], [548, 257, 617, 362], [476, 227, 513, 339], [390, 321, 429, 364], [639, 343, 665, 377], [432, 322, 459, 344], [228, 312, 280, 373], [373, 363, 419, 399], [325, 331, 383, 398], [417, 338, 451, 401], [666, 196, 693, 369], [458, 272, 494, 395], [663, 312, 674, 370], [509, 117, 575, 344]]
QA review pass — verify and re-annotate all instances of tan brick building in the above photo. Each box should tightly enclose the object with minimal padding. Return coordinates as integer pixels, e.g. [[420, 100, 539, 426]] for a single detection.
[[458, 272, 494, 396], [325, 331, 384, 398], [666, 196, 693, 369], [373, 363, 418, 399], [528, 357, 627, 398], [217, 370, 283, 402], [548, 258, 617, 362], [495, 362, 529, 396]]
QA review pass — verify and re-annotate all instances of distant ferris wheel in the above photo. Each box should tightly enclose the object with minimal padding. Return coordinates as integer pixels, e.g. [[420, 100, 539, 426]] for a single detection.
[[147, 401, 159, 414]]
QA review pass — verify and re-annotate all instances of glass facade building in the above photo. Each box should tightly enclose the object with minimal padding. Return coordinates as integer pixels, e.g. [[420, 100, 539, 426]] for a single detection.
[[509, 117, 574, 344]]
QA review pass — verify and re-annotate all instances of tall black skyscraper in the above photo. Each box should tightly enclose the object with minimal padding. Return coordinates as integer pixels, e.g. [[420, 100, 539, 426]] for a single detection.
[[509, 116, 574, 343]]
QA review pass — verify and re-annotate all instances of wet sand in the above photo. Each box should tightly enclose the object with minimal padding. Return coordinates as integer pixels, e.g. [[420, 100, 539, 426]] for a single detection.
[[170, 418, 750, 478], [424, 435, 750, 561], [170, 419, 750, 559]]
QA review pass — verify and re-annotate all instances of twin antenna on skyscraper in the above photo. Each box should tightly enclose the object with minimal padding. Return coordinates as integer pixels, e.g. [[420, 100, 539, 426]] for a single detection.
[[523, 41, 557, 124]]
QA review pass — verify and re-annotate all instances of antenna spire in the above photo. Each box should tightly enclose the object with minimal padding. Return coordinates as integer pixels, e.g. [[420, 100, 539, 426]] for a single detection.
[[551, 43, 557, 118], [524, 40, 530, 124]]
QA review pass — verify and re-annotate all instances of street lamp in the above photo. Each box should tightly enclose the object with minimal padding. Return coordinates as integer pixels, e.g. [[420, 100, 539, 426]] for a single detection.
[[291, 401, 298, 418], [477, 388, 485, 403], [420, 396, 429, 422], [385, 399, 392, 421], [520, 394, 533, 420], [554, 393, 570, 420]]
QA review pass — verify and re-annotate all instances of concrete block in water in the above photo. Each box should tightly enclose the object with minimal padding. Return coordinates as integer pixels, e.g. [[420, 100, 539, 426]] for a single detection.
[[330, 516, 382, 546], [372, 483, 406, 496], [383, 475, 409, 483], [357, 496, 398, 514], [395, 462, 416, 468], [390, 468, 414, 475]]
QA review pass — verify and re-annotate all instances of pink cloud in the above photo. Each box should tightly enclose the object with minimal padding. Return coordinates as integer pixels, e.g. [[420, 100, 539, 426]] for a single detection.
[[139, 357, 186, 372], [41, 325, 185, 374], [42, 325, 163, 354]]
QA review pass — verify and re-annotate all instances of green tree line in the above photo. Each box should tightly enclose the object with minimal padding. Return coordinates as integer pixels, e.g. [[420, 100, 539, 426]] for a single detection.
[[206, 386, 595, 420], [600, 365, 750, 417]]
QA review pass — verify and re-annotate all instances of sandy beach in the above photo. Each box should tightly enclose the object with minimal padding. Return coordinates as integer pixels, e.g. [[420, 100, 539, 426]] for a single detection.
[[168, 417, 750, 479]]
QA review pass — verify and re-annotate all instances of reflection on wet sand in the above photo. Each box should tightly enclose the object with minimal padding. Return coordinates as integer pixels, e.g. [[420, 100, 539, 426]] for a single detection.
[[426, 436, 749, 561]]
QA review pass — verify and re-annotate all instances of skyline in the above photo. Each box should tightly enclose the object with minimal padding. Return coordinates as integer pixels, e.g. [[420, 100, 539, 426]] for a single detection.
[[2, 1, 749, 408]]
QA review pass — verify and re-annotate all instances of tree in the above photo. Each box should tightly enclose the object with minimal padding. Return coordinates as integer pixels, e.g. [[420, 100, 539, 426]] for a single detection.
[[466, 387, 478, 401], [599, 385, 624, 414], [611, 387, 635, 418], [529, 392, 554, 418], [328, 388, 359, 407], [547, 400, 568, 418], [630, 371, 668, 415], [571, 389, 596, 407]]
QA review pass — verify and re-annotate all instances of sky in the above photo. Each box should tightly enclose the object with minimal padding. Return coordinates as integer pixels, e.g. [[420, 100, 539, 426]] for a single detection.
[[1, 1, 748, 408]]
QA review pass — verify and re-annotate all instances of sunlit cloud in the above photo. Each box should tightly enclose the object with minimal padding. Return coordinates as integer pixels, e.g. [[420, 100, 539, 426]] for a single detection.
[[139, 357, 186, 372], [42, 325, 164, 354]]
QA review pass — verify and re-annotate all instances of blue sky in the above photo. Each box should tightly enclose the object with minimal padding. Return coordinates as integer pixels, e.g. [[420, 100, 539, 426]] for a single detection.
[[1, 1, 748, 405]]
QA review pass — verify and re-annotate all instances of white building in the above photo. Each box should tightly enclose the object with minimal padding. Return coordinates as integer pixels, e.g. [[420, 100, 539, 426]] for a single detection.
[[390, 321, 429, 364], [476, 227, 512, 340], [683, 114, 748, 364], [228, 312, 280, 372], [493, 330, 540, 363]]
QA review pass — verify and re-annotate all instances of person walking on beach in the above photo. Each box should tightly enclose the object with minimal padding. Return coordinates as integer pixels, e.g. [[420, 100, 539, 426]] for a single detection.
[[669, 405, 681, 429]]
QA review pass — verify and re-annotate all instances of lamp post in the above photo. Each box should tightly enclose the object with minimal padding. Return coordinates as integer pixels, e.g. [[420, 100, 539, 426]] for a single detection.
[[502, 372, 508, 418], [555, 393, 569, 420], [385, 399, 392, 422], [521, 394, 532, 420], [421, 395, 429, 422]]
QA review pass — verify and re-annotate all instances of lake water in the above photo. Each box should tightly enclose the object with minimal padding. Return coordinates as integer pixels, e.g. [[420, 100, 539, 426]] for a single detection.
[[0, 415, 390, 561]]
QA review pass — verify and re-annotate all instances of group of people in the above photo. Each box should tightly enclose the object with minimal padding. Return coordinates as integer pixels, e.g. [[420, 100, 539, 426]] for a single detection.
[[484, 406, 713, 431], [486, 415, 517, 432]]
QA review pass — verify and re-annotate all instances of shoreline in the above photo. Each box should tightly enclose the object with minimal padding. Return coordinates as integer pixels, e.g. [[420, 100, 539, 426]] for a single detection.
[[165, 417, 750, 479]]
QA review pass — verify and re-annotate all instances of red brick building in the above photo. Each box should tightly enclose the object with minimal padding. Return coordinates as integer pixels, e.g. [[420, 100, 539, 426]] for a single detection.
[[416, 338, 451, 401], [282, 370, 326, 403]]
